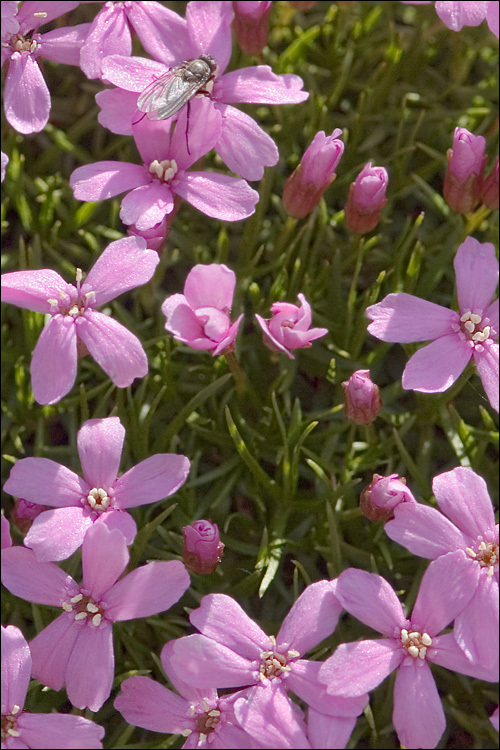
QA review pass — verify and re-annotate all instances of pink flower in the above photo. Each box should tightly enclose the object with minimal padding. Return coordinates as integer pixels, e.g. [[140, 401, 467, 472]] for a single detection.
[[481, 156, 499, 210], [319, 558, 497, 749], [1, 625, 104, 749], [232, 1, 273, 56], [70, 98, 259, 230], [282, 129, 344, 218], [3, 416, 190, 562], [115, 641, 260, 748], [161, 264, 243, 356], [255, 293, 328, 359], [1, 236, 159, 404], [366, 237, 499, 411], [168, 583, 368, 749], [401, 1, 499, 37], [1, 523, 191, 712], [443, 127, 487, 213], [344, 162, 388, 234], [97, 0, 308, 181], [182, 520, 224, 574], [384, 466, 499, 671], [360, 473, 416, 522], [1, 2, 89, 133], [342, 369, 382, 425]]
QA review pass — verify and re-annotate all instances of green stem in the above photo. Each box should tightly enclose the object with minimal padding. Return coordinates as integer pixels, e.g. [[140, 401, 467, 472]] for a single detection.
[[224, 350, 248, 395], [345, 235, 366, 349]]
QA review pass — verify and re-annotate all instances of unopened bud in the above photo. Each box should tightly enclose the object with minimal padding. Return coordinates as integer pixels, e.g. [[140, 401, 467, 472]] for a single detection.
[[443, 127, 486, 213], [342, 369, 382, 425], [182, 520, 224, 575], [344, 162, 388, 234], [360, 473, 415, 521], [233, 1, 272, 56]]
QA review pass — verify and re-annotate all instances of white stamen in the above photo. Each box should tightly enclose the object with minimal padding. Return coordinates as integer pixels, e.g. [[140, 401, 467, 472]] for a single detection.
[[92, 614, 102, 627], [86, 602, 99, 613], [288, 649, 300, 658], [464, 320, 475, 333], [401, 628, 409, 642], [421, 633, 432, 646], [70, 593, 83, 603], [11, 705, 20, 715], [408, 645, 419, 658], [75, 268, 83, 283], [34, 11, 48, 17], [181, 729, 192, 737], [469, 313, 482, 324], [74, 612, 87, 621], [418, 646, 427, 659], [7, 729, 20, 737], [465, 547, 476, 558], [408, 631, 421, 639], [62, 601, 73, 611]]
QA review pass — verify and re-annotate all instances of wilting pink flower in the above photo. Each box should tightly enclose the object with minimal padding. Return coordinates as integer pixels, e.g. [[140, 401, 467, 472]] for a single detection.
[[169, 582, 368, 748], [385, 467, 499, 671], [10, 498, 49, 534], [1, 236, 159, 404], [1, 625, 105, 749], [1, 513, 12, 549], [344, 162, 388, 234], [366, 237, 499, 411], [1, 2, 89, 133], [182, 520, 224, 574], [481, 156, 499, 210], [319, 558, 497, 749], [97, 0, 308, 181], [401, 1, 499, 37], [360, 473, 416, 522], [342, 369, 382, 425], [232, 1, 273, 56], [256, 293, 328, 359], [443, 127, 487, 213], [3, 416, 190, 562], [70, 98, 259, 230], [162, 264, 243, 356], [282, 129, 344, 218], [1, 523, 190, 712], [115, 640, 260, 748]]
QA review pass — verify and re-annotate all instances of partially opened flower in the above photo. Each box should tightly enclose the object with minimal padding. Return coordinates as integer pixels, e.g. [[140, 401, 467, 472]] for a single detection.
[[366, 237, 499, 411], [344, 162, 388, 234], [360, 473, 416, 522], [1, 523, 191, 712], [4, 417, 190, 562], [342, 370, 382, 425], [232, 1, 273, 56], [162, 264, 243, 356], [182, 520, 224, 574], [1, 625, 104, 749], [443, 127, 486, 213], [255, 293, 328, 359], [1, 236, 159, 404]]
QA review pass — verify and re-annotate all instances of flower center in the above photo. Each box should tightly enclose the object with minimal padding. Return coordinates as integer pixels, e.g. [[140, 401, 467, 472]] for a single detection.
[[61, 591, 106, 627], [1, 706, 21, 741], [149, 159, 178, 183], [400, 627, 432, 661], [6, 33, 38, 54], [258, 635, 300, 682], [465, 537, 499, 577], [83, 487, 113, 513], [180, 699, 223, 743], [47, 269, 95, 317], [458, 311, 494, 344]]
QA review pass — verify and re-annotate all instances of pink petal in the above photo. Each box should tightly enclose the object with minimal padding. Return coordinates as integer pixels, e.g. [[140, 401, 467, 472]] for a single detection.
[[160, 641, 218, 704], [131, 116, 174, 165], [256, 314, 295, 358], [430, 632, 498, 681], [19, 713, 104, 750], [76, 309, 148, 387], [366, 293, 457, 342], [184, 264, 236, 311], [486, 0, 499, 37], [453, 237, 499, 314], [286, 659, 368, 716], [161, 294, 209, 345], [70, 161, 150, 201], [3, 456, 86, 507], [320, 639, 402, 697], [126, 1, 189, 66], [170, 634, 256, 689], [17, 2, 80, 33], [101, 54, 166, 92], [214, 103, 279, 180], [105, 560, 190, 621], [114, 453, 190, 508], [212, 314, 244, 355], [30, 616, 80, 692], [335, 568, 406, 636], [39, 23, 91, 66], [233, 684, 310, 749], [1, 514, 12, 550], [114, 676, 191, 733], [1, 547, 77, 605], [186, 0, 234, 74], [215, 66, 308, 104], [96, 88, 137, 136], [432, 466, 495, 538], [175, 172, 259, 221], [190, 594, 268, 658], [402, 334, 472, 392], [65, 623, 114, 711], [475, 341, 499, 412], [31, 316, 78, 405], [393, 661, 445, 749], [1, 269, 68, 313], [485, 297, 499, 332], [2, 626, 31, 712], [454, 575, 499, 668], [83, 236, 159, 306], [435, 0, 488, 30], [99, 509, 137, 546], [169, 97, 222, 171], [24, 507, 93, 562], [385, 503, 468, 558], [82, 524, 129, 600], [119, 183, 174, 231], [77, 417, 125, 488], [80, 5, 132, 79], [307, 710, 357, 750], [276, 580, 341, 656], [4, 52, 50, 134]]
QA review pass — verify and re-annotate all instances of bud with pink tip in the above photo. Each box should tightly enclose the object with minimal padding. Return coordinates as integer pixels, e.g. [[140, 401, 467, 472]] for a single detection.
[[255, 293, 328, 359], [182, 520, 224, 575], [360, 473, 416, 522], [481, 156, 499, 210], [282, 129, 344, 218], [233, 1, 272, 55], [443, 127, 487, 213], [344, 162, 388, 233], [342, 369, 382, 425]]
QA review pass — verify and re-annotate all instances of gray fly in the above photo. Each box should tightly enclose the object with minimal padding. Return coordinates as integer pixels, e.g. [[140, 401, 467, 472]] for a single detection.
[[136, 54, 217, 121]]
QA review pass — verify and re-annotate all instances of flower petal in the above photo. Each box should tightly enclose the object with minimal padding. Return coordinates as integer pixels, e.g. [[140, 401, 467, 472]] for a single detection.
[[454, 574, 499, 669], [186, 0, 234, 73], [366, 293, 457, 342], [70, 161, 150, 201], [1, 547, 76, 605], [99, 509, 137, 546], [126, 1, 189, 66], [175, 172, 259, 221], [393, 661, 445, 749], [276, 581, 341, 656], [77, 417, 125, 488], [233, 684, 310, 749], [30, 616, 80, 692], [189, 594, 268, 658], [431, 632, 498, 681], [4, 52, 50, 134], [214, 103, 279, 180], [170, 634, 257, 689], [105, 561, 190, 621], [320, 639, 402, 697], [307, 709, 357, 750], [1, 269, 68, 313], [2, 626, 31, 713], [96, 88, 137, 136], [335, 568, 406, 636], [402, 334, 472, 392], [184, 264, 236, 311], [169, 97, 222, 171], [435, 0, 488, 30], [39, 23, 91, 66], [119, 183, 174, 231], [84, 237, 159, 306], [81, 524, 129, 600], [101, 54, 166, 92], [80, 5, 132, 79], [216, 66, 308, 104], [3, 456, 86, 507], [65, 623, 114, 711], [114, 675, 191, 733], [19, 712, 104, 750], [432, 466, 495, 538], [385, 502, 468, 558], [474, 341, 499, 413], [287, 660, 368, 716], [31, 316, 78, 405], [453, 237, 499, 314], [24, 507, 93, 562], [114, 453, 190, 508]]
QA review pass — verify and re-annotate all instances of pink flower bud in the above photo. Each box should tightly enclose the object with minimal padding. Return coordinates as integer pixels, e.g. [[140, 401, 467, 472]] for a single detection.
[[360, 473, 416, 522], [481, 156, 499, 210], [282, 129, 344, 218], [233, 1, 272, 55], [344, 162, 388, 234], [342, 369, 382, 425], [182, 520, 224, 575], [10, 498, 49, 534], [443, 127, 487, 213], [255, 293, 328, 359]]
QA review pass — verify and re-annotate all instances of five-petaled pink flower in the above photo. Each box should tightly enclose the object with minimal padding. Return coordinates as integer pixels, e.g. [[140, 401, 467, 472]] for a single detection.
[[1, 625, 104, 749], [366, 237, 499, 411], [3, 416, 190, 562], [1, 523, 191, 712], [1, 236, 159, 404], [319, 558, 497, 749], [255, 293, 328, 359]]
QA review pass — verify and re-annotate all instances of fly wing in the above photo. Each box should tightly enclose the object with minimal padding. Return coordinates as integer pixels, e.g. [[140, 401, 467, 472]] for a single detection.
[[137, 68, 200, 121]]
